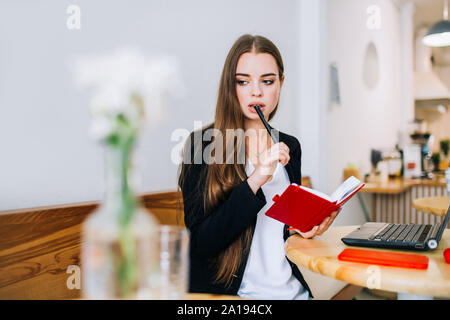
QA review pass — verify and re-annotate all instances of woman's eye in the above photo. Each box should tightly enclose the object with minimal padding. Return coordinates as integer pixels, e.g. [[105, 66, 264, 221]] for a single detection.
[[236, 80, 248, 85], [263, 79, 274, 85]]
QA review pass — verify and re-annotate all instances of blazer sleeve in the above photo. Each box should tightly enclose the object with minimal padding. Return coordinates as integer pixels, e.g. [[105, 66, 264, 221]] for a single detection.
[[283, 136, 303, 240], [181, 163, 266, 259], [289, 137, 302, 185]]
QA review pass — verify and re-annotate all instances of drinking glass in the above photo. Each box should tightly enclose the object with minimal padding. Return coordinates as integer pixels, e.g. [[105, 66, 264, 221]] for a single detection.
[[142, 225, 190, 299]]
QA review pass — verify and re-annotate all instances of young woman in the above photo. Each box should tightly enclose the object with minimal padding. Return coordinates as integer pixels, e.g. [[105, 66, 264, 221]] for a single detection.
[[178, 34, 340, 299]]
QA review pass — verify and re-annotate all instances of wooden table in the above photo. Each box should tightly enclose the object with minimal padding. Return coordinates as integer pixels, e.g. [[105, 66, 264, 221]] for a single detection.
[[360, 176, 447, 195], [285, 226, 450, 298], [412, 196, 450, 216]]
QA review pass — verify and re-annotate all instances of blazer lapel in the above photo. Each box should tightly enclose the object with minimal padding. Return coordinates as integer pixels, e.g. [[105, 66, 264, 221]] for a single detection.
[[275, 128, 296, 184], [283, 160, 296, 184]]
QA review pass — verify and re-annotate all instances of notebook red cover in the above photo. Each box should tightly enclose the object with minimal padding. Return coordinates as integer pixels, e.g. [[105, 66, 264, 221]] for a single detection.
[[338, 248, 429, 270], [265, 183, 364, 232]]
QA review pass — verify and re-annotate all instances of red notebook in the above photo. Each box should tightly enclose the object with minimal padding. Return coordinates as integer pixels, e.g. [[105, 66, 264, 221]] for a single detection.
[[338, 248, 429, 270], [265, 176, 365, 232]]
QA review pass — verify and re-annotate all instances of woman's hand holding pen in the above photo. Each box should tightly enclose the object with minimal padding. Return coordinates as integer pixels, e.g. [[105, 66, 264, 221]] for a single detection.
[[289, 207, 342, 239], [247, 142, 290, 194]]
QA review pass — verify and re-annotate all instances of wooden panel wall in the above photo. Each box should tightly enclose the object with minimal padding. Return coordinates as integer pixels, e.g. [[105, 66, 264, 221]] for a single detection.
[[0, 191, 183, 299]]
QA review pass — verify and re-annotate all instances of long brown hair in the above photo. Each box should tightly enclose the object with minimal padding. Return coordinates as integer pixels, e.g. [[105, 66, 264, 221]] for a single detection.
[[180, 34, 284, 287]]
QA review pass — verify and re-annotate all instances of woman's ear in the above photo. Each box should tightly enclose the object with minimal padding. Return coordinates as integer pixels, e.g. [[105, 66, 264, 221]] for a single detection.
[[280, 74, 285, 88]]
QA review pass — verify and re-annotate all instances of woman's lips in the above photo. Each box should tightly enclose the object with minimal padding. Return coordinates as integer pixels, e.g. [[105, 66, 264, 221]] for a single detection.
[[248, 105, 265, 113]]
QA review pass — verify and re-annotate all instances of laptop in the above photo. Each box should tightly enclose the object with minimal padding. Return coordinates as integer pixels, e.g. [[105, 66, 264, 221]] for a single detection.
[[341, 205, 450, 251]]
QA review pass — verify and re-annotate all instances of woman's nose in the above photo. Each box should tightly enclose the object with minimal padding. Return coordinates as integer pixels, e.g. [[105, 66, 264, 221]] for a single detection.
[[251, 82, 262, 97]]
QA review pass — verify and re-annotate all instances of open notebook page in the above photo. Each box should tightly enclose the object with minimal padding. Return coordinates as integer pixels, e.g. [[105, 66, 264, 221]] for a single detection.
[[298, 186, 332, 202], [330, 176, 361, 203]]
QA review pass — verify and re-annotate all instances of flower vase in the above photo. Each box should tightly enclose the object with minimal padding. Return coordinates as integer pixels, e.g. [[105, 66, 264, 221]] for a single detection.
[[82, 142, 159, 299]]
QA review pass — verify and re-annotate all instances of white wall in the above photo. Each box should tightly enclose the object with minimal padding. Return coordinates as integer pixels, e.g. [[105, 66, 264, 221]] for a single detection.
[[297, 0, 328, 193], [325, 0, 414, 226], [0, 0, 301, 211], [0, 0, 415, 217]]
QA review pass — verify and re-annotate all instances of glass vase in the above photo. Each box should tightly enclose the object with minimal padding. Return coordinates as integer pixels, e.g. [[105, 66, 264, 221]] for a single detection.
[[82, 143, 159, 299]]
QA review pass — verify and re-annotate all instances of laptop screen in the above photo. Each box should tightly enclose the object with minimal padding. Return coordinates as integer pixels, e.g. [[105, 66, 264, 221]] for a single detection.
[[436, 205, 450, 242]]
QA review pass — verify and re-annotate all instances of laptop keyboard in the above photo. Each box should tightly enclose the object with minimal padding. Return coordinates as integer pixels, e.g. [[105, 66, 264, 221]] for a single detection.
[[370, 223, 432, 243]]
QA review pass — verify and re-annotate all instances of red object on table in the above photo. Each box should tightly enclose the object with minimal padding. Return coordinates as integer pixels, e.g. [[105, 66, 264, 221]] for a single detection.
[[338, 248, 429, 270], [266, 183, 364, 233], [444, 248, 450, 264]]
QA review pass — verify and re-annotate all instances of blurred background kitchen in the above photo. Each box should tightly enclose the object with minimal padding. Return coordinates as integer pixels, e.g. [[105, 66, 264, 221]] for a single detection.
[[1, 0, 450, 301]]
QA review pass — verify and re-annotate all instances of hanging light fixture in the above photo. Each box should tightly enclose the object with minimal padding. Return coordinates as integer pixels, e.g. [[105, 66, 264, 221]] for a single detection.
[[422, 0, 450, 47]]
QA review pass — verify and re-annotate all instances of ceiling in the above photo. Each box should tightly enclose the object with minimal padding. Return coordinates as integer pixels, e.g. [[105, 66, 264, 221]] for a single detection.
[[413, 0, 447, 28], [395, 0, 447, 27], [398, 0, 450, 66]]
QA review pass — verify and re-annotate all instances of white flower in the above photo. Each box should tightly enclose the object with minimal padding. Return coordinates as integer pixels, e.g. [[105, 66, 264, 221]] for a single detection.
[[73, 47, 182, 142], [89, 116, 115, 140]]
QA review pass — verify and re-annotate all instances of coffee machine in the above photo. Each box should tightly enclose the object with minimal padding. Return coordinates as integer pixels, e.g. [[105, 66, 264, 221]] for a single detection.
[[409, 119, 434, 179]]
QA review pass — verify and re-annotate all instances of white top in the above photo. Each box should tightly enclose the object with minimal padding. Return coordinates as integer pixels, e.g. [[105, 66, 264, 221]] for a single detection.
[[237, 159, 309, 300]]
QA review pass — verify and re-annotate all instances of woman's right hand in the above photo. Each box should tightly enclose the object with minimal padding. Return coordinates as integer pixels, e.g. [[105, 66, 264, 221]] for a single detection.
[[247, 142, 290, 194], [289, 208, 341, 239]]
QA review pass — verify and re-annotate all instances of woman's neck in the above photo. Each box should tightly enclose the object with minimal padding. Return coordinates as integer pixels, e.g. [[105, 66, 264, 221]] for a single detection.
[[244, 118, 273, 159], [244, 118, 267, 131]]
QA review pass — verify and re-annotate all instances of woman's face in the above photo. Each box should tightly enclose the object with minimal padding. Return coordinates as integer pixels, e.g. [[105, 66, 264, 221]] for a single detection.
[[235, 51, 284, 122]]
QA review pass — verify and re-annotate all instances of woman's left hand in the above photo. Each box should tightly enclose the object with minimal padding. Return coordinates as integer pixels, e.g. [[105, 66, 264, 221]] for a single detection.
[[290, 207, 342, 239]]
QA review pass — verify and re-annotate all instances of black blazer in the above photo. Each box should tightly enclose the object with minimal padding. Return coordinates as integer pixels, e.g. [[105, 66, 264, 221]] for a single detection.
[[179, 126, 313, 298]]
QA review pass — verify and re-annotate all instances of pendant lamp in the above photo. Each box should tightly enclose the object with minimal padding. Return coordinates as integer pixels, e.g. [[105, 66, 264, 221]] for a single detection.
[[422, 0, 450, 47]]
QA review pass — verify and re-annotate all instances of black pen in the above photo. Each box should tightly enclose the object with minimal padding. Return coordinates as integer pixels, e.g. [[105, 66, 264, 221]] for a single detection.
[[251, 105, 279, 144]]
